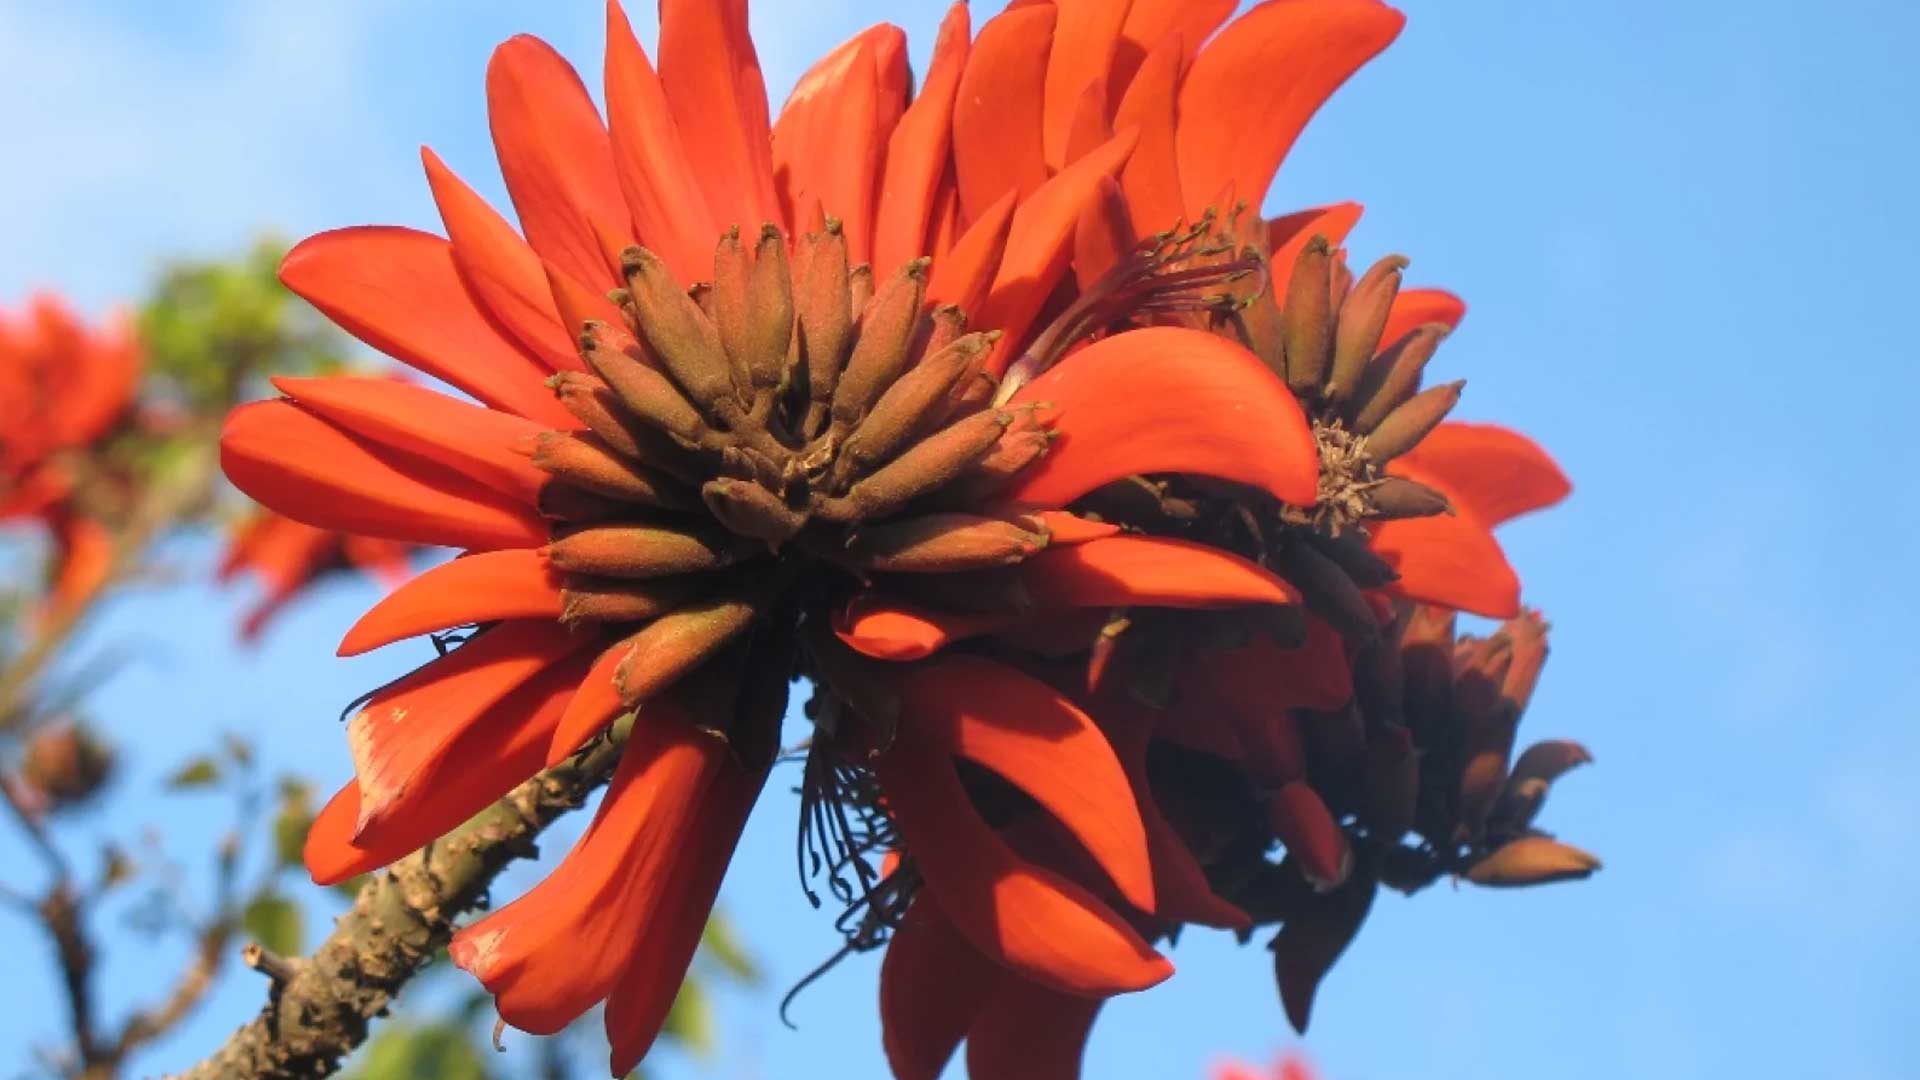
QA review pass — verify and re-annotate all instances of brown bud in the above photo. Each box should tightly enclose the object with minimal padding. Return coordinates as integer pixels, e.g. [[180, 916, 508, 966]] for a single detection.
[[1465, 835, 1601, 887], [1504, 739, 1593, 791], [1490, 739, 1591, 834], [1366, 476, 1453, 520], [526, 431, 693, 509], [1362, 722, 1419, 839], [1365, 380, 1464, 462], [846, 513, 1049, 572], [701, 479, 808, 549], [1498, 609, 1551, 712], [1452, 642, 1518, 839], [612, 595, 760, 706], [1282, 236, 1334, 396], [546, 524, 746, 579], [828, 409, 1011, 523], [794, 223, 854, 427], [620, 246, 739, 416], [838, 332, 998, 478], [1277, 539, 1380, 644], [1326, 255, 1409, 405], [560, 576, 697, 626], [1227, 280, 1287, 377], [1270, 865, 1376, 1034], [536, 481, 632, 524], [583, 326, 712, 448], [548, 373, 710, 486], [712, 224, 795, 399], [1349, 322, 1448, 433], [20, 724, 114, 810], [831, 259, 930, 430], [1305, 532, 1399, 590]]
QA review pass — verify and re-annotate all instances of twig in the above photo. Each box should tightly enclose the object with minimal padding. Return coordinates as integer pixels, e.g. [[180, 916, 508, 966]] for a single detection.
[[170, 726, 632, 1080]]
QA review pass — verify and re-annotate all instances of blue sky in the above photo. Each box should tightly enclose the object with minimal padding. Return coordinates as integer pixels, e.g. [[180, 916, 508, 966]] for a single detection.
[[3, 2, 1917, 1078]]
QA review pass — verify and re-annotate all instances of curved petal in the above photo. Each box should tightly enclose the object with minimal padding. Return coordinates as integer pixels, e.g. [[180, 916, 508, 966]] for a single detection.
[[925, 189, 1015, 317], [1044, 0, 1129, 170], [964, 976, 1104, 1080], [896, 654, 1155, 913], [1393, 421, 1569, 525], [450, 706, 725, 1034], [1112, 34, 1185, 239], [603, 2, 715, 281], [979, 128, 1140, 379], [1003, 327, 1318, 507], [1380, 286, 1465, 347], [835, 593, 1015, 662], [270, 376, 549, 506], [346, 620, 588, 835], [278, 228, 569, 426], [422, 147, 580, 372], [221, 401, 550, 552], [487, 34, 631, 289], [1114, 0, 1236, 87], [303, 648, 586, 884], [881, 897, 1002, 1080], [338, 549, 566, 656], [1269, 202, 1364, 299], [603, 753, 766, 1075], [1020, 535, 1302, 609], [874, 3, 971, 270], [952, 3, 1055, 225], [546, 634, 633, 764], [1369, 458, 1521, 618], [657, 0, 781, 232], [1177, 0, 1405, 217], [875, 730, 1171, 996], [772, 28, 893, 260]]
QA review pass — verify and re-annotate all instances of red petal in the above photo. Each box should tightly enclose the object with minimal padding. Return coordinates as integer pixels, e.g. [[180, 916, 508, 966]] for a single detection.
[[221, 400, 549, 552], [1111, 34, 1185, 239], [1176, 0, 1404, 218], [873, 3, 972, 270], [1019, 535, 1302, 610], [1114, 0, 1236, 89], [979, 129, 1140, 379], [1269, 202, 1364, 298], [897, 655, 1156, 913], [278, 228, 570, 426], [874, 731, 1172, 996], [338, 549, 565, 657], [1380, 287, 1466, 347], [881, 897, 1002, 1080], [303, 649, 584, 884], [346, 621, 587, 835], [1002, 327, 1318, 507], [450, 708, 726, 1035], [603, 3, 716, 281], [546, 634, 632, 764], [1370, 457, 1521, 618], [772, 27, 897, 261], [1186, 615, 1353, 716], [952, 4, 1055, 225], [603, 753, 765, 1075], [964, 976, 1104, 1080], [657, 0, 781, 232], [487, 35, 631, 289], [422, 147, 579, 372], [1044, 0, 1129, 170], [834, 593, 1014, 662], [1031, 510, 1122, 545], [1395, 421, 1570, 526], [926, 190, 1016, 317], [270, 375, 549, 505]]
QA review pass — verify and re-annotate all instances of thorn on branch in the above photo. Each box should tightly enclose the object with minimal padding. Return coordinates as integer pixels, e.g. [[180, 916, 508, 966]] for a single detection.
[[241, 942, 296, 986]]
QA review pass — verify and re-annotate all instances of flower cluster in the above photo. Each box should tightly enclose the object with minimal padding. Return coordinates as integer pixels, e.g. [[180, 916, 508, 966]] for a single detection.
[[0, 296, 142, 620], [220, 1, 1596, 1076]]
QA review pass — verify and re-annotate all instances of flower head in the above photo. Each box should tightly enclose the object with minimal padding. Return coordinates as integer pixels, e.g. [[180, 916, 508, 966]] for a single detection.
[[224, 0, 1587, 1074]]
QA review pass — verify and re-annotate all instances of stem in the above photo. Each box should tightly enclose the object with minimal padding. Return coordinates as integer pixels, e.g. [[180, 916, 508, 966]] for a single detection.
[[170, 725, 630, 1080]]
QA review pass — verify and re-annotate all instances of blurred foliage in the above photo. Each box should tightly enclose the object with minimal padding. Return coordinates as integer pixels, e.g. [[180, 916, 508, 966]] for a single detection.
[[136, 237, 351, 413], [344, 1025, 493, 1080]]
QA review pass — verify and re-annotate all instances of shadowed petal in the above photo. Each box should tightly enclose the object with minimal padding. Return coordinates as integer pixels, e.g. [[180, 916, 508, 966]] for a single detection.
[[1269, 202, 1364, 299], [1177, 0, 1404, 218], [1003, 327, 1318, 507], [953, 4, 1055, 225], [221, 400, 549, 551], [773, 27, 898, 260], [278, 228, 570, 426], [926, 190, 1016, 317], [874, 725, 1171, 996], [1394, 421, 1569, 525], [603, 2, 716, 281], [1380, 286, 1465, 347], [1111, 35, 1185, 239], [338, 549, 565, 657], [881, 897, 1003, 1080], [1044, 0, 1129, 170], [874, 3, 972, 270], [487, 34, 632, 288], [1115, 0, 1236, 89], [964, 976, 1104, 1080]]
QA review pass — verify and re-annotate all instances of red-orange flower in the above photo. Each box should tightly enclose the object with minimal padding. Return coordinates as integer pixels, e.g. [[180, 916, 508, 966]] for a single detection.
[[1215, 1054, 1321, 1080], [226, 1, 1583, 1075], [217, 510, 412, 641], [0, 295, 142, 618]]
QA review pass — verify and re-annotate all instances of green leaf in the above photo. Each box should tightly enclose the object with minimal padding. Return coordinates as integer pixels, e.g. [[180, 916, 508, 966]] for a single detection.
[[660, 979, 714, 1058], [345, 1024, 493, 1080], [700, 914, 760, 984], [271, 779, 314, 869], [165, 757, 222, 789], [242, 894, 304, 957]]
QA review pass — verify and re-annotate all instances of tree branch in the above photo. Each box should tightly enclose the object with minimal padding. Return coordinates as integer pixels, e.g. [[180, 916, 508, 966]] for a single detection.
[[170, 725, 631, 1080]]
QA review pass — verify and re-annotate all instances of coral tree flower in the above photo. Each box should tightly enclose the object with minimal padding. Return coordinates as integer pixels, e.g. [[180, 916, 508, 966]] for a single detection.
[[1215, 1054, 1322, 1080], [217, 509, 412, 641], [0, 295, 142, 617], [220, 2, 1345, 1073]]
